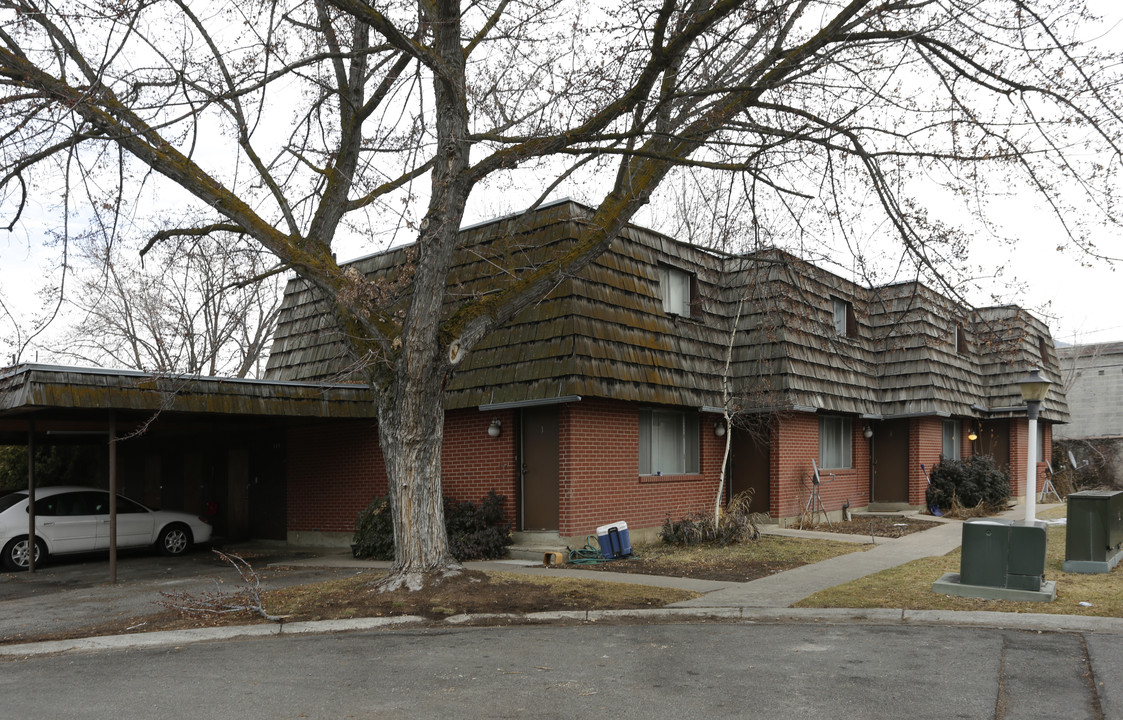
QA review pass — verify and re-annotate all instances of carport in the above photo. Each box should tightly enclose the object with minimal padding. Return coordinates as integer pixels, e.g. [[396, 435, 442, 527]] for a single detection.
[[0, 363, 375, 580]]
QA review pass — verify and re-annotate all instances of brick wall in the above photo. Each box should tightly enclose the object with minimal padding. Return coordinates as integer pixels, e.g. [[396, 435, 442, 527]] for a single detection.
[[287, 420, 384, 533], [771, 413, 871, 519], [555, 399, 724, 536], [441, 409, 519, 521], [910, 418, 944, 506], [286, 410, 518, 535], [289, 404, 1031, 539], [1008, 418, 1051, 498]]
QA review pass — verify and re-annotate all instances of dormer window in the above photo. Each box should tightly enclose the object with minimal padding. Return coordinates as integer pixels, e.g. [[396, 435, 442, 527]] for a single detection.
[[831, 297, 856, 337], [954, 324, 968, 355], [660, 265, 695, 317]]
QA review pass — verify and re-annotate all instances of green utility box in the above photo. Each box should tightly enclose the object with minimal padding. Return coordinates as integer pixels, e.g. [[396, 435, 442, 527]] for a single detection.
[[960, 519, 1047, 591], [1064, 490, 1123, 573]]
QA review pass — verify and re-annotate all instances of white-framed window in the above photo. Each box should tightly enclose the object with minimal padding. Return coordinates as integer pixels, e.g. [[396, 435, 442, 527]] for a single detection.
[[639, 408, 700, 475], [831, 297, 855, 337], [942, 420, 960, 460], [818, 416, 852, 469], [660, 266, 693, 317]]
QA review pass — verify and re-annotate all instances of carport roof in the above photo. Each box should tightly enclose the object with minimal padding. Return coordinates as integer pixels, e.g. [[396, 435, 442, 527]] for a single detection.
[[0, 363, 377, 420]]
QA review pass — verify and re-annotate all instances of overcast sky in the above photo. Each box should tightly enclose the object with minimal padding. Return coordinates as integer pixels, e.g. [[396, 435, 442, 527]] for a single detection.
[[2, 2, 1123, 366]]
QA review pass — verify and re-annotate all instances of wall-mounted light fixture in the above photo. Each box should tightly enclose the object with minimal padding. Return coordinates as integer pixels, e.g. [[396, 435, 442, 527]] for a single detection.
[[487, 419, 502, 438], [714, 421, 726, 437], [968, 428, 978, 442], [863, 425, 873, 439]]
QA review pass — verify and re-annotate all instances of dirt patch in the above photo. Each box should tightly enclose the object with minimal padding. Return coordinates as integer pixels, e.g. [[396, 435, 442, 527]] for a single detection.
[[574, 556, 801, 582], [2, 569, 697, 646], [801, 517, 942, 538]]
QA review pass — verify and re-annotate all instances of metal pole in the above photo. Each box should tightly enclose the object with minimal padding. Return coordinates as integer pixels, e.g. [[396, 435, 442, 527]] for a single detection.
[[1025, 400, 1039, 525], [27, 419, 36, 573], [109, 411, 117, 584]]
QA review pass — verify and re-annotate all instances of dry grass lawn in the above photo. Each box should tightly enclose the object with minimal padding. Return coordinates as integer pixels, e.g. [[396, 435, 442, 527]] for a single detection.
[[796, 506, 1123, 617], [573, 535, 868, 582]]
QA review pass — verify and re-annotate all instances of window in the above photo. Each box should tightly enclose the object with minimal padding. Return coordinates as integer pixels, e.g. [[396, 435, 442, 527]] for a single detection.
[[1037, 423, 1046, 463], [942, 420, 960, 460], [831, 297, 856, 337], [954, 324, 967, 355], [659, 266, 694, 317], [639, 408, 699, 475], [818, 416, 852, 469]]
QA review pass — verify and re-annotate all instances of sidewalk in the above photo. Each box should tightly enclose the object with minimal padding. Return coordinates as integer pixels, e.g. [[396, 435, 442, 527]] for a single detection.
[[7, 503, 1123, 657]]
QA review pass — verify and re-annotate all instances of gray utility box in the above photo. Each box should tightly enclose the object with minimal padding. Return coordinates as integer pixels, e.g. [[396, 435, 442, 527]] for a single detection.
[[1064, 490, 1123, 573], [960, 519, 1047, 591]]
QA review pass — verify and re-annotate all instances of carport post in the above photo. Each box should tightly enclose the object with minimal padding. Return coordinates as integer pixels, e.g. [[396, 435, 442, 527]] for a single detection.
[[26, 419, 35, 573], [109, 411, 117, 584]]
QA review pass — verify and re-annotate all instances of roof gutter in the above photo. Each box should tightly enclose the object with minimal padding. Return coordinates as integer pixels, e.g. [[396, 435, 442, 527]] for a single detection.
[[479, 396, 582, 411]]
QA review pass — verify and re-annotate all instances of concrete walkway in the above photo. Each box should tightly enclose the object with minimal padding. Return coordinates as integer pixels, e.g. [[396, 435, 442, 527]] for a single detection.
[[289, 507, 1037, 608], [7, 503, 1120, 658]]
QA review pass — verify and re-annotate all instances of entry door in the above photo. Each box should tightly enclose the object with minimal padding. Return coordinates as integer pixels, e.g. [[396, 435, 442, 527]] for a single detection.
[[978, 420, 1010, 473], [730, 426, 770, 514], [872, 419, 910, 504], [521, 407, 559, 531]]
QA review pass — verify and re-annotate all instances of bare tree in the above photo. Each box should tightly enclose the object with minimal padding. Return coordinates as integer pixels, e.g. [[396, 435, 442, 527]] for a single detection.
[[2, 1, 1121, 589], [54, 232, 282, 378]]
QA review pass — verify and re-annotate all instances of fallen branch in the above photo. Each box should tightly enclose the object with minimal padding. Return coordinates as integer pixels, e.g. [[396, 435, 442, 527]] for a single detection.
[[156, 549, 291, 623]]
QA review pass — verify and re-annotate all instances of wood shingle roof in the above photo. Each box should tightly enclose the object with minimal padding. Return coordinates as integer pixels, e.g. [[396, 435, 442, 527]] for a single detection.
[[264, 200, 1068, 422]]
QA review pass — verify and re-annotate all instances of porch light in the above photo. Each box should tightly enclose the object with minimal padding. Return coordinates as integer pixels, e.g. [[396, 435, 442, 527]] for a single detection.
[[968, 429, 978, 442], [488, 419, 502, 438], [714, 421, 726, 437], [1017, 368, 1052, 525], [863, 425, 873, 439]]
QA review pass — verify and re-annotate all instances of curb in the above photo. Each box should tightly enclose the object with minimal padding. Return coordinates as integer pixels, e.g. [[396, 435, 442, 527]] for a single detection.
[[4, 606, 1122, 658]]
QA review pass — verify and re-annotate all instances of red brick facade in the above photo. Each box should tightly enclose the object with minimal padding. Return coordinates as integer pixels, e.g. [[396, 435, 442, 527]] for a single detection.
[[1008, 418, 1052, 498], [285, 402, 1057, 541]]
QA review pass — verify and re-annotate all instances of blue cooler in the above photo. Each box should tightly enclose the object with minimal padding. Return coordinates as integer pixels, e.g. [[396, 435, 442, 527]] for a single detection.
[[596, 521, 632, 559]]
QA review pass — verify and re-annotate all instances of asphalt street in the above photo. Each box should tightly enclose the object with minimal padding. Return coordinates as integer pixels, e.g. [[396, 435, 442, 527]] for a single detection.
[[1, 622, 1117, 719]]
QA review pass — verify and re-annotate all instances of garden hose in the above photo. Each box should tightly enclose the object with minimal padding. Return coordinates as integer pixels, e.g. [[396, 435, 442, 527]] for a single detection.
[[567, 536, 613, 564]]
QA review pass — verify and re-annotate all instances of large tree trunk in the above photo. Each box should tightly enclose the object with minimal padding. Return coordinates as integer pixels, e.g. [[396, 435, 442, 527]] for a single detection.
[[372, 0, 471, 592], [376, 383, 461, 591]]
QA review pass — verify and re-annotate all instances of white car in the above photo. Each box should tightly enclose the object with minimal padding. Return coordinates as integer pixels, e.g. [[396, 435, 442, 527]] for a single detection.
[[0, 486, 213, 571]]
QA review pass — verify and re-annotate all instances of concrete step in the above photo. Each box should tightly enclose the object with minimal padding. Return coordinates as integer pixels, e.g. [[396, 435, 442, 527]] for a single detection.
[[506, 545, 569, 563]]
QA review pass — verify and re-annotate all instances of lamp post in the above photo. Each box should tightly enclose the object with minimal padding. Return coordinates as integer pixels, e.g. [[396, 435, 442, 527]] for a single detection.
[[1017, 368, 1051, 526]]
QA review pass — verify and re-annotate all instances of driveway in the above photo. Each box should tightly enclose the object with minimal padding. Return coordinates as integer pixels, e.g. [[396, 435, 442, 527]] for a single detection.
[[0, 545, 361, 643]]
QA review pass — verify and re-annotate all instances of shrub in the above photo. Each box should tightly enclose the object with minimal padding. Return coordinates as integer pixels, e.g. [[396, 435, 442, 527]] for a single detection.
[[352, 490, 512, 561], [352, 496, 395, 560], [925, 455, 1009, 514], [444, 490, 513, 561], [659, 491, 767, 546]]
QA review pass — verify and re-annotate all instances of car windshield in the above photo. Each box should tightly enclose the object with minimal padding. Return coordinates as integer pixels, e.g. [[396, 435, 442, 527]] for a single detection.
[[0, 492, 28, 513]]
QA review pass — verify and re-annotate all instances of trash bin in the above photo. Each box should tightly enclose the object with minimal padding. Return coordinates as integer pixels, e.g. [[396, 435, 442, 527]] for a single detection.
[[596, 521, 631, 559]]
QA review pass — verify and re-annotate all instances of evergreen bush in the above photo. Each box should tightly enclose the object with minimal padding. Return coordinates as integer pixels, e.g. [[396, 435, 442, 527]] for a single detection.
[[352, 490, 512, 561], [925, 455, 1009, 513]]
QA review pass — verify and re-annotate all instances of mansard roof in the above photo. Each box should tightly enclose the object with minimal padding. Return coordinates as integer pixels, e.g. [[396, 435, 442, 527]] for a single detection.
[[264, 200, 1067, 422]]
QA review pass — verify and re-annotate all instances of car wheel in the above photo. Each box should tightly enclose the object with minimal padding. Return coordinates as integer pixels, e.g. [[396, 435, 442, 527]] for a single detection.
[[2, 536, 46, 572], [157, 524, 192, 556]]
